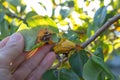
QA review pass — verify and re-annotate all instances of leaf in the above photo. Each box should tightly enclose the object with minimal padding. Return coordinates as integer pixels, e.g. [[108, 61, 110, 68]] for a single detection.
[[9, 22, 19, 34], [60, 8, 72, 19], [60, 68, 80, 80], [26, 15, 59, 33], [87, 23, 95, 37], [94, 47, 104, 60], [0, 20, 10, 38], [51, 34, 59, 43], [18, 24, 38, 51], [62, 29, 80, 44], [69, 50, 89, 78], [25, 11, 37, 20], [53, 39, 76, 53], [67, 1, 74, 7], [93, 6, 107, 28], [20, 4, 26, 13], [42, 68, 79, 80], [83, 57, 103, 80], [42, 69, 57, 80], [0, 12, 4, 22], [6, 0, 20, 6], [92, 56, 115, 79], [18, 16, 59, 51], [83, 55, 115, 80], [113, 0, 120, 9]]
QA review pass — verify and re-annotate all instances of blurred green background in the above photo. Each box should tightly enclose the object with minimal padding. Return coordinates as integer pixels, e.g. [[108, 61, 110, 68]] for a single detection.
[[0, 0, 120, 79]]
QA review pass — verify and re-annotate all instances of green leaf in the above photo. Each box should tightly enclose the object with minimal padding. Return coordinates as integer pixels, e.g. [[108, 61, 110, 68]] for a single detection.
[[94, 47, 104, 60], [42, 69, 57, 80], [69, 50, 89, 78], [67, 1, 74, 7], [83, 55, 115, 80], [9, 22, 19, 35], [0, 0, 5, 3], [42, 68, 79, 80], [113, 0, 120, 9], [18, 23, 38, 51], [26, 15, 59, 33], [87, 23, 95, 37], [51, 34, 59, 43], [0, 12, 4, 22], [6, 0, 21, 6], [60, 8, 72, 19], [92, 55, 115, 79], [63, 29, 80, 44], [9, 3, 17, 12], [83, 57, 103, 80], [60, 68, 80, 80], [25, 11, 37, 20], [20, 4, 26, 13], [93, 6, 107, 28], [0, 20, 10, 38]]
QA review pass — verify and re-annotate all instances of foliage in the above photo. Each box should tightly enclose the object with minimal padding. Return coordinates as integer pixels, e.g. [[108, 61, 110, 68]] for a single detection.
[[0, 0, 120, 80]]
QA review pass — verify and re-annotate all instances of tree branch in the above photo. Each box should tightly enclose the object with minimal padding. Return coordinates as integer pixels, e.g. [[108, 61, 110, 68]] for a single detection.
[[6, 13, 24, 21], [81, 14, 120, 48]]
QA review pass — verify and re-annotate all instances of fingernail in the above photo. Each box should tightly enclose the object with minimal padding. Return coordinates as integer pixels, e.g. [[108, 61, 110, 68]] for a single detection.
[[9, 33, 22, 42]]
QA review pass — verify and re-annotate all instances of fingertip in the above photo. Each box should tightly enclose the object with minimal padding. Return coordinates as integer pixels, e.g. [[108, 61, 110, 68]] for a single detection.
[[2, 33, 24, 62], [0, 36, 10, 48], [49, 52, 56, 59]]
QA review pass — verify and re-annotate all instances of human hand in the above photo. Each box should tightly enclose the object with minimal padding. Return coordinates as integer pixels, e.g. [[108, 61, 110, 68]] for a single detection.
[[0, 33, 56, 80]]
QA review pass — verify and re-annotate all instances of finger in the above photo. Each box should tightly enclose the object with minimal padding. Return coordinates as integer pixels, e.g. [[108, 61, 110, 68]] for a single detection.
[[10, 52, 26, 73], [0, 33, 24, 66], [27, 52, 56, 80], [13, 45, 53, 80], [0, 37, 9, 49]]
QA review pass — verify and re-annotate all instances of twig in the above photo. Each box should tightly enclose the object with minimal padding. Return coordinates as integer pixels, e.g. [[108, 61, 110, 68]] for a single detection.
[[6, 13, 24, 21], [51, 57, 68, 69], [81, 14, 120, 48]]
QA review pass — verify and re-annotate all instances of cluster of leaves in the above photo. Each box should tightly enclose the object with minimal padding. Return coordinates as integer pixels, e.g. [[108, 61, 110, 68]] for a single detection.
[[42, 48, 115, 80], [0, 0, 120, 80], [16, 16, 115, 80]]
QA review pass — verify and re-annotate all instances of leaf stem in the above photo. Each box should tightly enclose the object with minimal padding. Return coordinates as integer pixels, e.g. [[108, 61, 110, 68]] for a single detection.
[[81, 14, 120, 48]]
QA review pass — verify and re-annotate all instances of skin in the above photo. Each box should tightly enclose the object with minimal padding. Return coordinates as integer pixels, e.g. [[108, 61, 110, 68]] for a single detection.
[[0, 33, 56, 80]]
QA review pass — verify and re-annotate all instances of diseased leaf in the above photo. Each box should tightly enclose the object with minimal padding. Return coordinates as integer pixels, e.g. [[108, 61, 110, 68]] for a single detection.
[[18, 16, 59, 51], [18, 24, 38, 51], [26, 15, 59, 33], [53, 39, 76, 53], [69, 50, 89, 78], [83, 55, 115, 80]]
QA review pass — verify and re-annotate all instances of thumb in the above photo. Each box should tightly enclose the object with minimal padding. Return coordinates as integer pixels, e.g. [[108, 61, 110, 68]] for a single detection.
[[3, 33, 24, 63]]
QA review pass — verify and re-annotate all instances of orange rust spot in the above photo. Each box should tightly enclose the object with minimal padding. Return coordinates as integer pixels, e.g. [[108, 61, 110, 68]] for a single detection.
[[36, 28, 53, 43]]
